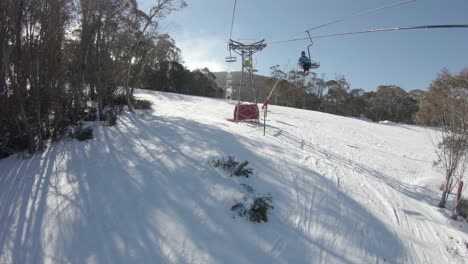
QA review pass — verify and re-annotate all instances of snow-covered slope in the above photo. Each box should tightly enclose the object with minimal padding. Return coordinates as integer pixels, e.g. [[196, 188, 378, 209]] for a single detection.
[[1, 90, 467, 264]]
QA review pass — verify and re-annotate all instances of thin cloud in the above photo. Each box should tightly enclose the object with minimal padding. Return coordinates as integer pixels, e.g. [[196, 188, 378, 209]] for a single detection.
[[176, 34, 235, 72]]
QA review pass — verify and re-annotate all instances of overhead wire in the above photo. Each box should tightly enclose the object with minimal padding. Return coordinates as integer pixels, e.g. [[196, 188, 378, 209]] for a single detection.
[[229, 0, 237, 40], [280, 0, 416, 41], [306, 0, 417, 33], [267, 24, 468, 45]]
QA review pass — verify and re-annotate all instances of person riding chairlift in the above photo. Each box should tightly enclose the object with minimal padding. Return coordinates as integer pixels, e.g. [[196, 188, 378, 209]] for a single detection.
[[298, 51, 312, 75]]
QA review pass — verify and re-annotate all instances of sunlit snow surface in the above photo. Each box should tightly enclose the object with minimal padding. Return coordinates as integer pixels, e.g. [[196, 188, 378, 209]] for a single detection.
[[1, 90, 467, 264]]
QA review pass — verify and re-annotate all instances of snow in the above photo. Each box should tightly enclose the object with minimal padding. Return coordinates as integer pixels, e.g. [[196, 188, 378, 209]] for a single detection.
[[1, 89, 467, 264]]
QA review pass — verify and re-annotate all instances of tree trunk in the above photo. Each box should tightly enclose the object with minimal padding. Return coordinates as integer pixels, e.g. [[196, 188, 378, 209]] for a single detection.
[[439, 184, 450, 208], [125, 60, 135, 112], [98, 92, 104, 121], [15, 0, 35, 154], [124, 7, 160, 112], [90, 83, 96, 101], [19, 104, 35, 154], [36, 118, 44, 151]]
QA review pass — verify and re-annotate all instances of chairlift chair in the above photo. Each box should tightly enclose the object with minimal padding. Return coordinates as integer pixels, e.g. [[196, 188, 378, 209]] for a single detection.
[[225, 56, 237, 63], [225, 48, 237, 62], [309, 61, 320, 69], [307, 41, 320, 69]]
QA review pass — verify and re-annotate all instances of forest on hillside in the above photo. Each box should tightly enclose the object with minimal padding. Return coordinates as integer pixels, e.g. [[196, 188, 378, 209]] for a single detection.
[[258, 66, 425, 124], [1, 0, 222, 158], [1, 0, 467, 162], [214, 68, 442, 125]]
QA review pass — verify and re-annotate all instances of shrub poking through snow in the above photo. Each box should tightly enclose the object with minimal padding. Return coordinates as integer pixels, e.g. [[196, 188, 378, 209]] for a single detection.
[[240, 183, 255, 194], [105, 108, 118, 126], [232, 195, 273, 223], [231, 202, 247, 218], [113, 93, 128, 106], [72, 126, 93, 141], [0, 143, 11, 159], [211, 159, 222, 168], [113, 94, 152, 110], [212, 155, 272, 223], [83, 108, 98, 121], [222, 156, 238, 171], [233, 161, 253, 177], [248, 195, 273, 223], [212, 156, 253, 178], [134, 99, 152, 110], [458, 198, 468, 219]]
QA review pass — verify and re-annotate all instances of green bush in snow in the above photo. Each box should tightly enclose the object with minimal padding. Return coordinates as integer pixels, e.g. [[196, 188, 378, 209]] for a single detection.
[[105, 108, 118, 126], [72, 126, 93, 141], [221, 156, 238, 171], [212, 156, 271, 223], [240, 183, 255, 194], [134, 99, 152, 109], [113, 93, 128, 106], [231, 195, 273, 223], [211, 156, 253, 178], [112, 93, 152, 110], [248, 195, 273, 223], [458, 198, 468, 219], [231, 202, 247, 218], [233, 161, 253, 178]]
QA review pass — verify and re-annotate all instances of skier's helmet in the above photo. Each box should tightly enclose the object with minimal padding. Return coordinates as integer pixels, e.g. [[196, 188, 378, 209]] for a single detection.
[[301, 51, 306, 56]]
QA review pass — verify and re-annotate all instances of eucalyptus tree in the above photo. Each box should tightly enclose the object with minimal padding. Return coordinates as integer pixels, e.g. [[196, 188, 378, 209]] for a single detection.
[[123, 0, 187, 111], [417, 68, 468, 210]]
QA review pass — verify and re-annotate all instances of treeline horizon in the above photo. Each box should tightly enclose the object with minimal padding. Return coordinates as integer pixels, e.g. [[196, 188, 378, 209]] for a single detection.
[[255, 66, 425, 124], [0, 0, 189, 158], [1, 0, 466, 160], [0, 0, 227, 159]]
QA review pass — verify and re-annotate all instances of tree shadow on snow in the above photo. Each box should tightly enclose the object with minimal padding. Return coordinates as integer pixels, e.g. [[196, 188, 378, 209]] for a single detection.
[[0, 111, 408, 264]]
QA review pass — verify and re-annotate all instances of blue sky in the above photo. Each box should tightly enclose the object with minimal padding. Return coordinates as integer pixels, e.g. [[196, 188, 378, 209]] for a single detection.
[[159, 0, 468, 91]]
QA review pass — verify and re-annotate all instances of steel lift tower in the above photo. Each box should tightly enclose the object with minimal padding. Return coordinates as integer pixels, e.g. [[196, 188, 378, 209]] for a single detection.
[[228, 39, 266, 122]]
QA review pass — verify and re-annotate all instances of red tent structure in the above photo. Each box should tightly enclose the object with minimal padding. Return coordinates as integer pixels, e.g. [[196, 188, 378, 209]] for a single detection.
[[233, 104, 259, 122]]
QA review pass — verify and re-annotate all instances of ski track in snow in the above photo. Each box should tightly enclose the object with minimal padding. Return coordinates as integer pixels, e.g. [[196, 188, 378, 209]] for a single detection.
[[0, 90, 467, 264], [264, 109, 466, 263]]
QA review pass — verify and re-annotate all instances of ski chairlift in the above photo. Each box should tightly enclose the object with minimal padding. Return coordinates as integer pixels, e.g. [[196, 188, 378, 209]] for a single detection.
[[233, 103, 259, 122], [308, 61, 320, 69], [306, 41, 320, 69], [225, 56, 237, 63], [225, 47, 237, 63]]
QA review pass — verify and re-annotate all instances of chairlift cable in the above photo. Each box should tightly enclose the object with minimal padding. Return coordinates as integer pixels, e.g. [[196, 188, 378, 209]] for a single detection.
[[229, 0, 237, 40], [277, 0, 416, 43], [267, 24, 468, 45], [265, 59, 291, 103], [312, 24, 468, 39], [262, 59, 291, 135], [225, 0, 238, 62], [306, 0, 416, 33]]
